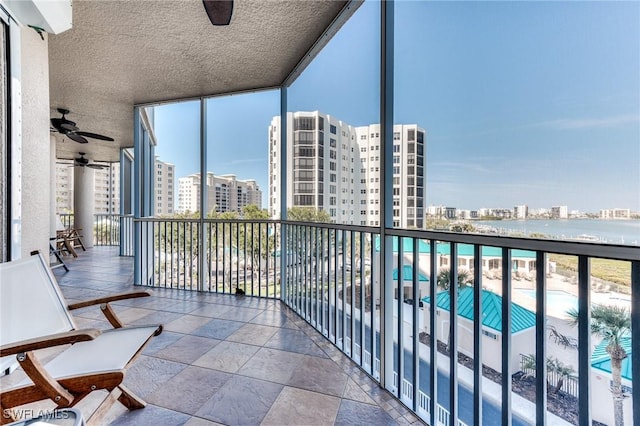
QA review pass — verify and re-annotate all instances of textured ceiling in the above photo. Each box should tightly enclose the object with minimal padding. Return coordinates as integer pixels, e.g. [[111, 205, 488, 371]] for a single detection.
[[49, 0, 349, 162]]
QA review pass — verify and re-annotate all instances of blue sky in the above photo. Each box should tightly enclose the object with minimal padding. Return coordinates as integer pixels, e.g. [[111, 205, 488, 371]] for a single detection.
[[155, 1, 639, 213]]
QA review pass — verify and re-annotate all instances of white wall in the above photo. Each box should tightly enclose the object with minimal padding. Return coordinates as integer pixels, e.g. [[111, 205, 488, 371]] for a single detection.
[[591, 370, 632, 426], [424, 306, 535, 375], [20, 27, 50, 258]]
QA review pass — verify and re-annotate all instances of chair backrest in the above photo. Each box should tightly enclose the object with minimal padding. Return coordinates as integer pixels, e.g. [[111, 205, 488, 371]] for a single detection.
[[0, 253, 76, 347]]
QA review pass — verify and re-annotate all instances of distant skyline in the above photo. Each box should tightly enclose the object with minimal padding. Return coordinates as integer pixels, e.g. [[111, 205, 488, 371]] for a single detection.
[[154, 1, 639, 214]]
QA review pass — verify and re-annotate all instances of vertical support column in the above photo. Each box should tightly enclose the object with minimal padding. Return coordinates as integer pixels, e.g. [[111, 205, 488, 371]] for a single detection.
[[380, 0, 394, 391], [73, 166, 95, 248], [449, 243, 458, 426], [501, 248, 512, 426], [577, 256, 592, 426], [632, 261, 640, 426], [279, 87, 288, 301], [133, 107, 142, 285], [535, 251, 547, 425], [199, 98, 208, 292], [473, 245, 483, 425]]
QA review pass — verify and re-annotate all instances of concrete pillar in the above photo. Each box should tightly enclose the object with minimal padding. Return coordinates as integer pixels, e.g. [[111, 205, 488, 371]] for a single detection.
[[74, 166, 95, 248]]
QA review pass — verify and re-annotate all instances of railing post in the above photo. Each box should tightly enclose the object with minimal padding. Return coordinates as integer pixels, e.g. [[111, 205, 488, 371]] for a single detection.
[[198, 98, 207, 292], [535, 251, 547, 425], [577, 255, 592, 426], [473, 244, 483, 425], [380, 0, 395, 393], [501, 248, 512, 426], [279, 87, 288, 302], [632, 261, 639, 426]]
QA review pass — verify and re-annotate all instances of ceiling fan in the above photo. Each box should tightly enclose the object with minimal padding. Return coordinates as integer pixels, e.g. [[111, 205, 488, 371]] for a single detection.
[[51, 108, 114, 144], [202, 0, 233, 26], [70, 152, 108, 170]]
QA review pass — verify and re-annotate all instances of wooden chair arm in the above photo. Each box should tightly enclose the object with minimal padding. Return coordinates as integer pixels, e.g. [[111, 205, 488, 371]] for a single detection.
[[67, 290, 153, 310], [0, 329, 101, 357]]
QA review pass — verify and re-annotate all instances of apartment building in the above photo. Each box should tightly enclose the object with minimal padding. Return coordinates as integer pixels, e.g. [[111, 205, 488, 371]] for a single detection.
[[551, 205, 569, 219], [600, 208, 631, 219], [55, 162, 120, 214], [155, 157, 175, 216], [94, 163, 120, 214], [177, 172, 262, 215], [514, 205, 528, 219], [268, 111, 425, 228]]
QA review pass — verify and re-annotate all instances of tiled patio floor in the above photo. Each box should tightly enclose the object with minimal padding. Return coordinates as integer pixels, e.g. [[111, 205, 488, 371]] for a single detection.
[[2, 247, 423, 425]]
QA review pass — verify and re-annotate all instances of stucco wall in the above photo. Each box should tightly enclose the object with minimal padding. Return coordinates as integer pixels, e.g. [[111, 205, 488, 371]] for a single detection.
[[20, 27, 50, 258], [591, 371, 632, 426]]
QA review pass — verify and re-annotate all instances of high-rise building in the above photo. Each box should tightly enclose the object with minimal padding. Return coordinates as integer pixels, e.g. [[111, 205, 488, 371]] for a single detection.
[[177, 172, 262, 215], [357, 123, 425, 228], [514, 205, 528, 219], [155, 157, 175, 216], [94, 163, 120, 214], [600, 208, 631, 219], [268, 111, 425, 228], [551, 205, 568, 219], [55, 162, 120, 215], [268, 112, 361, 223]]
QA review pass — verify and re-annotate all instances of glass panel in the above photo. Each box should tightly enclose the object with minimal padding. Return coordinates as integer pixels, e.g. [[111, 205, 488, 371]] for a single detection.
[[395, 1, 639, 242], [150, 100, 201, 289], [285, 0, 380, 225]]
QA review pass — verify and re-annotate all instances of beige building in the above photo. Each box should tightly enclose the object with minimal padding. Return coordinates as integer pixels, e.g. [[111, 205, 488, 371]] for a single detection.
[[268, 111, 425, 228], [599, 208, 631, 219], [55, 162, 120, 215], [178, 172, 262, 215], [155, 157, 175, 216]]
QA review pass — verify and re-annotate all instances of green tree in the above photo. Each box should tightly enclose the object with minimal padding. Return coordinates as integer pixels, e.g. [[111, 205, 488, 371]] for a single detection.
[[567, 305, 630, 426], [287, 207, 331, 223], [449, 222, 476, 233], [436, 268, 473, 291], [239, 205, 276, 284]]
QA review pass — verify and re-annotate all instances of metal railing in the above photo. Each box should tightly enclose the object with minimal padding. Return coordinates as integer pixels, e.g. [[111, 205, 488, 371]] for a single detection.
[[58, 214, 134, 255], [520, 353, 579, 398], [129, 217, 639, 426], [135, 218, 281, 298], [281, 223, 639, 426]]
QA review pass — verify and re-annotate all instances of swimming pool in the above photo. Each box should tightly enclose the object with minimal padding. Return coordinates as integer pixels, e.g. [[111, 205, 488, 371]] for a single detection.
[[516, 289, 579, 313]]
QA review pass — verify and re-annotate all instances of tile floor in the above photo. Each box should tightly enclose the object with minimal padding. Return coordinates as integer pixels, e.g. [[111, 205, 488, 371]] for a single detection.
[[2, 247, 423, 425]]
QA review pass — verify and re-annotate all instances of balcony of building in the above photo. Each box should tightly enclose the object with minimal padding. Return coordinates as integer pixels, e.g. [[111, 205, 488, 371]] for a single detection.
[[1, 1, 638, 426], [1, 246, 421, 425]]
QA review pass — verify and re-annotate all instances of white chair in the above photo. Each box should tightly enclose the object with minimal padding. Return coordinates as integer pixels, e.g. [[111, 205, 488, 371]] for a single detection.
[[0, 252, 162, 425]]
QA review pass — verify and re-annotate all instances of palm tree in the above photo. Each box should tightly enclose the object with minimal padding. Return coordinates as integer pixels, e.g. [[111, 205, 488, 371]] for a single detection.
[[521, 355, 576, 395], [437, 268, 473, 291], [567, 304, 631, 426]]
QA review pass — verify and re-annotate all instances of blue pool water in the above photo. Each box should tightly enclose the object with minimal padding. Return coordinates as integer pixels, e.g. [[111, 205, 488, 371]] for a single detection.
[[517, 289, 578, 312]]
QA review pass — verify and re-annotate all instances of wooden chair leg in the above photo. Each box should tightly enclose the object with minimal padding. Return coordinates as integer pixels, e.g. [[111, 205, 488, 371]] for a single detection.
[[86, 387, 122, 426], [117, 385, 146, 410]]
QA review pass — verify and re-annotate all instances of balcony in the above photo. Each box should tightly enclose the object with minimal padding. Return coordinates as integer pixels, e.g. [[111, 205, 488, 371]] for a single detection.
[[2, 1, 638, 425], [128, 218, 637, 425], [1, 246, 421, 425]]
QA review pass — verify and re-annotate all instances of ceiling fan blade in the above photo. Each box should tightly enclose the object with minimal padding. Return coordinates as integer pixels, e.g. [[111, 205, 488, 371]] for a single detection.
[[75, 131, 114, 141], [67, 133, 89, 144], [203, 0, 233, 26], [61, 122, 79, 132], [87, 164, 106, 169]]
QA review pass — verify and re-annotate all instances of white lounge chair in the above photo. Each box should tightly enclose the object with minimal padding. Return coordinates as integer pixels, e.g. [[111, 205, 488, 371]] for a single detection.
[[0, 252, 162, 425]]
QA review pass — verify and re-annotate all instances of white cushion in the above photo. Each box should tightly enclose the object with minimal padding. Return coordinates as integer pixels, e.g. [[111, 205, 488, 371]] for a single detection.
[[14, 326, 158, 388]]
